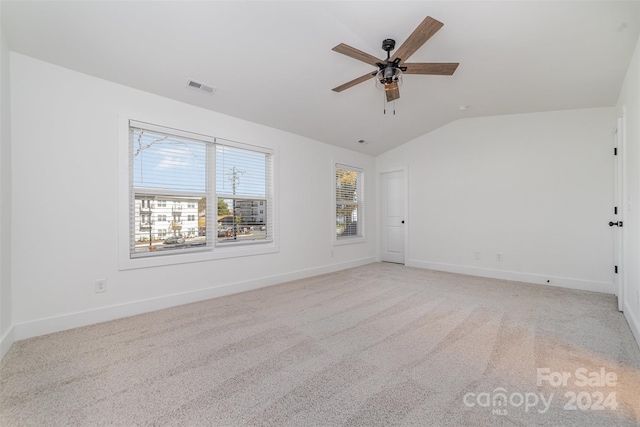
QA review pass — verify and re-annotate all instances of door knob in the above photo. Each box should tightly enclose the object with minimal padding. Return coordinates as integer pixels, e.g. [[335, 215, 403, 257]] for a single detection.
[[609, 221, 623, 227]]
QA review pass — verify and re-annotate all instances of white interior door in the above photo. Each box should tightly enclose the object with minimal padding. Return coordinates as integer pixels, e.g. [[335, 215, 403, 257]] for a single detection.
[[381, 170, 405, 264], [613, 115, 626, 312]]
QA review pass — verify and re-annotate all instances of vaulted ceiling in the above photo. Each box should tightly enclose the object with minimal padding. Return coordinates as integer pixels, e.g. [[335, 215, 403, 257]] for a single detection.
[[2, 1, 639, 155]]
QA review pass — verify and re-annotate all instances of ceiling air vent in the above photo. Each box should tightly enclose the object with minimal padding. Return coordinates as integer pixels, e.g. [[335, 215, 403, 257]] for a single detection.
[[186, 79, 216, 95]]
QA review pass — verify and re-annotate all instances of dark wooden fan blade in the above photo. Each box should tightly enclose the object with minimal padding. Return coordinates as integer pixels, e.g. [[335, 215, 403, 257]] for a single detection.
[[385, 82, 400, 102], [332, 43, 383, 67], [404, 62, 459, 75], [393, 16, 444, 64], [332, 72, 376, 92]]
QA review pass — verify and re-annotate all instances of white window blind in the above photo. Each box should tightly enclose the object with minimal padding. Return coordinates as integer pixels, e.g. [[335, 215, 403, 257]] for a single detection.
[[215, 144, 273, 245], [129, 120, 273, 257], [335, 164, 364, 239]]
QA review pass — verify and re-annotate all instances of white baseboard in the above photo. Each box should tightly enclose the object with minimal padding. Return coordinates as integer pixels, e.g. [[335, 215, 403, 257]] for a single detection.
[[405, 260, 613, 294], [623, 301, 640, 351], [0, 324, 15, 361], [13, 257, 377, 342]]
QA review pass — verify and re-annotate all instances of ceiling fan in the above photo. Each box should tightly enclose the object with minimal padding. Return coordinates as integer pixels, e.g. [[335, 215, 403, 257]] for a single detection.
[[332, 16, 459, 102]]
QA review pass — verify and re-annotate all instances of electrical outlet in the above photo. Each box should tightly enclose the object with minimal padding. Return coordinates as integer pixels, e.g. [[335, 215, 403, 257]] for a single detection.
[[474, 251, 481, 260], [496, 253, 503, 262], [95, 279, 107, 293]]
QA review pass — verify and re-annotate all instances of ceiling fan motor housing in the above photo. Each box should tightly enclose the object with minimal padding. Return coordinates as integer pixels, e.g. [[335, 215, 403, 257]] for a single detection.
[[377, 38, 406, 85]]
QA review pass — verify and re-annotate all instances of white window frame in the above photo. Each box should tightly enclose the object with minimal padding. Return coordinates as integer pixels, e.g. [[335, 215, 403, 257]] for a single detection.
[[118, 115, 278, 270], [334, 163, 365, 245]]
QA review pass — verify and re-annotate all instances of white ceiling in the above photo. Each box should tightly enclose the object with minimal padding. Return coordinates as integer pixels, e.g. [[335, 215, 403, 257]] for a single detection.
[[2, 1, 639, 155]]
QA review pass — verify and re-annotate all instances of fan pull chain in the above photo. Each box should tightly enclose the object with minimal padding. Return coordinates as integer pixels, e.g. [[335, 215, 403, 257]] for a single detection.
[[382, 93, 396, 116], [382, 94, 397, 115]]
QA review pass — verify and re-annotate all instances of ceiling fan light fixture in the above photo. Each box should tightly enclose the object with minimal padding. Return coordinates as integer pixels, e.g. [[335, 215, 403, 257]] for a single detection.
[[375, 67, 403, 91]]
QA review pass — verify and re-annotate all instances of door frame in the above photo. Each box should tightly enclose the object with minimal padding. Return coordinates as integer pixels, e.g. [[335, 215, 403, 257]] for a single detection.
[[378, 166, 409, 264]]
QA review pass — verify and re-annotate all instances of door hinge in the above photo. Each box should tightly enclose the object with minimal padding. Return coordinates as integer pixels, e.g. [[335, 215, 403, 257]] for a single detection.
[[614, 147, 618, 155], [615, 265, 618, 274], [614, 206, 618, 215]]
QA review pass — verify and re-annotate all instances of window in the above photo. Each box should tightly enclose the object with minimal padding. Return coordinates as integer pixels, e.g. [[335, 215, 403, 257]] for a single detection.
[[216, 145, 272, 244], [335, 164, 364, 240], [129, 120, 273, 258]]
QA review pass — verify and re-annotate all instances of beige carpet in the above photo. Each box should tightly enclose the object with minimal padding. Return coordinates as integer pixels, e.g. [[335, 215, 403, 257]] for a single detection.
[[1, 263, 639, 426]]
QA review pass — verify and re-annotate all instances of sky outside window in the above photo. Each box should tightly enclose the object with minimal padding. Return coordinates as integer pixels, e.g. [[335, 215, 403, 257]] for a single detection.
[[132, 128, 206, 192]]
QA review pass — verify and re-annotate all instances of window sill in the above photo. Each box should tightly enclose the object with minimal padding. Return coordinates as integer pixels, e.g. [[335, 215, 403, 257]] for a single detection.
[[334, 236, 366, 246], [119, 243, 279, 270]]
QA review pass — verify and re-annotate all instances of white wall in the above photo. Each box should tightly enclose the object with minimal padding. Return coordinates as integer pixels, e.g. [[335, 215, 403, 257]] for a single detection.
[[617, 36, 640, 347], [9, 53, 377, 339], [0, 9, 13, 360], [377, 107, 616, 293], [6, 44, 638, 352]]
